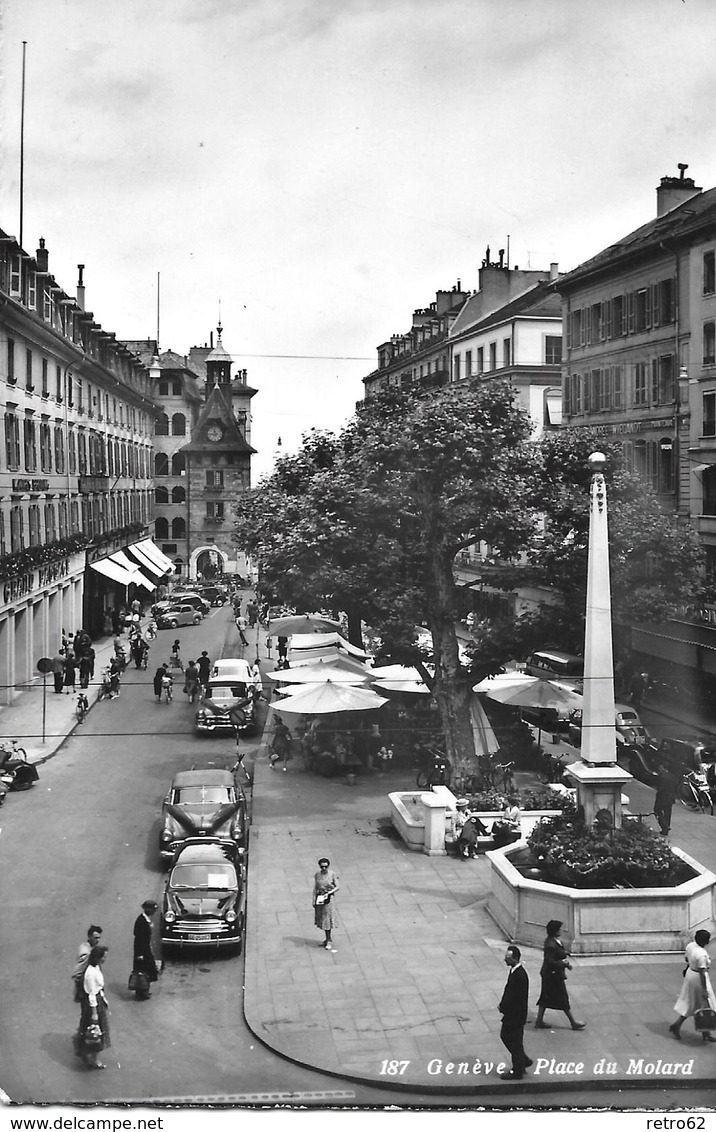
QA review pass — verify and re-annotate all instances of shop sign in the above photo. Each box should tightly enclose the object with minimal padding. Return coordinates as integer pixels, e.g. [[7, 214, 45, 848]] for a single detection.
[[586, 417, 675, 437], [11, 478, 51, 492], [2, 557, 70, 605]]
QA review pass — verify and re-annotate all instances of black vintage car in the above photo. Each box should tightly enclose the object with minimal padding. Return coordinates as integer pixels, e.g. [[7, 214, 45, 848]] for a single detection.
[[161, 838, 246, 951], [622, 734, 716, 788], [159, 768, 248, 865]]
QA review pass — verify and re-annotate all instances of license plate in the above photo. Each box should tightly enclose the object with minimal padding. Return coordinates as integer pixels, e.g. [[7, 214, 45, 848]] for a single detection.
[[186, 934, 207, 942]]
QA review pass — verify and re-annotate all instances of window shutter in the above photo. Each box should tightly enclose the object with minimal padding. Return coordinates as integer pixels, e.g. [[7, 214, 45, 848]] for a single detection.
[[627, 291, 635, 334]]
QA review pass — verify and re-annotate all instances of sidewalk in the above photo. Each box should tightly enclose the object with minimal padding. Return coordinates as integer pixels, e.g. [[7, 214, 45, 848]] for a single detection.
[[244, 723, 716, 1096]]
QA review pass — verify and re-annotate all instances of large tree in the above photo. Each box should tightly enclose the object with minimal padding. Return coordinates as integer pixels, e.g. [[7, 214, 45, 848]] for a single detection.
[[235, 380, 539, 777]]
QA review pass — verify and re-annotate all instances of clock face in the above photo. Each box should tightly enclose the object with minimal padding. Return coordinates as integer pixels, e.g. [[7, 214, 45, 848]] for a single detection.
[[207, 425, 223, 442]]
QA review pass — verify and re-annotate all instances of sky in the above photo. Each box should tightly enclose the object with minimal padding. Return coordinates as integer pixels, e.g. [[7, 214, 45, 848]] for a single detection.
[[2, 0, 716, 481]]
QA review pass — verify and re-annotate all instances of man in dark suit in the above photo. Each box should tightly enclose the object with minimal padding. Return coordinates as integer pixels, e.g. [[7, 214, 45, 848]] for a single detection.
[[498, 944, 533, 1080], [132, 900, 159, 1000]]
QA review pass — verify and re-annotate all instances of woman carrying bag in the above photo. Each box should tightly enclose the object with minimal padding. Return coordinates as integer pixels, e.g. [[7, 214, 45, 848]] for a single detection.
[[534, 919, 586, 1031], [670, 929, 716, 1042], [74, 945, 110, 1069]]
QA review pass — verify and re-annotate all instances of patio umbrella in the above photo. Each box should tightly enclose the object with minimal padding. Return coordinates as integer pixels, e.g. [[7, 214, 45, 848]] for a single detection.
[[473, 672, 583, 744], [288, 648, 370, 674], [371, 663, 431, 695], [370, 664, 424, 681], [269, 614, 343, 636], [270, 680, 388, 715], [469, 693, 501, 758], [266, 661, 370, 685], [288, 632, 369, 659], [375, 679, 431, 694]]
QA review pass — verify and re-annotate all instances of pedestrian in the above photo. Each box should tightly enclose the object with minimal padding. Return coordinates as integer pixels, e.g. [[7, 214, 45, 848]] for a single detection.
[[654, 761, 680, 836], [313, 857, 339, 951], [111, 608, 122, 636], [629, 670, 646, 709], [670, 929, 716, 1043], [197, 651, 212, 688], [71, 925, 103, 1003], [269, 715, 292, 771], [498, 945, 533, 1080], [153, 663, 168, 702], [235, 613, 249, 646], [132, 900, 160, 1000], [63, 652, 77, 694], [184, 660, 200, 703], [170, 639, 183, 670], [74, 945, 110, 1070], [247, 601, 258, 628], [52, 649, 66, 694], [534, 919, 586, 1031], [78, 654, 92, 690], [86, 646, 96, 681], [277, 635, 288, 662], [131, 598, 141, 617]]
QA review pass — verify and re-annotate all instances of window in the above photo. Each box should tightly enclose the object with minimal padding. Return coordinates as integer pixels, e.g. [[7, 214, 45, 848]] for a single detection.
[[171, 486, 186, 503], [68, 429, 77, 474], [23, 418, 37, 471], [613, 295, 627, 337], [171, 453, 185, 476], [489, 342, 497, 370], [476, 347, 484, 375], [172, 413, 186, 436], [173, 380, 181, 395], [4, 412, 20, 469], [54, 426, 65, 473], [658, 278, 675, 325], [590, 303, 603, 343], [571, 373, 582, 414], [704, 252, 715, 296], [206, 469, 224, 489], [7, 338, 15, 383], [10, 505, 24, 551], [703, 467, 716, 516], [28, 504, 41, 546], [658, 355, 675, 403], [704, 322, 716, 366], [171, 517, 186, 539], [545, 336, 562, 364], [158, 381, 169, 396], [40, 421, 52, 472], [634, 362, 648, 406], [453, 355, 461, 382], [41, 358, 48, 397], [25, 348, 33, 390], [162, 544, 178, 556], [704, 392, 716, 437], [635, 289, 649, 333], [155, 413, 169, 436], [571, 308, 584, 347], [206, 501, 225, 521], [612, 365, 623, 409], [44, 503, 56, 544], [154, 452, 169, 477], [464, 351, 472, 378], [155, 517, 169, 539], [503, 339, 511, 367], [659, 437, 675, 494], [58, 501, 68, 539], [55, 365, 62, 401], [70, 500, 79, 533], [155, 486, 169, 503], [77, 431, 87, 475]]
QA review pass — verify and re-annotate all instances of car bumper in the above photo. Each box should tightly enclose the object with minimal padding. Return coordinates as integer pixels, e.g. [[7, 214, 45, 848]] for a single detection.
[[195, 716, 254, 733], [161, 922, 242, 948]]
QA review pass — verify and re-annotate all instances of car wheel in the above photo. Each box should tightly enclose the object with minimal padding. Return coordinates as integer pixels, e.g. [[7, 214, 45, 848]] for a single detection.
[[193, 615, 201, 625], [170, 619, 178, 629]]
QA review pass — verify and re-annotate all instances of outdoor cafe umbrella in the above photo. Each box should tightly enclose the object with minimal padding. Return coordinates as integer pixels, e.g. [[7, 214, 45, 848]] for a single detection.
[[473, 671, 583, 745], [270, 680, 388, 715], [288, 648, 370, 674], [269, 614, 343, 636], [371, 663, 431, 694], [266, 660, 370, 685], [288, 632, 370, 659]]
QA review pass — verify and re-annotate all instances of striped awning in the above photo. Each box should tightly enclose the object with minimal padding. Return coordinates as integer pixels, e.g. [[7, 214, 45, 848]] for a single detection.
[[90, 538, 173, 591]]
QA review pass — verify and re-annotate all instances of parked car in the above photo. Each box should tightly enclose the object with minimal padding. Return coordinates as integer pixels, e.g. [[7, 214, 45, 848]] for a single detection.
[[524, 649, 584, 682], [153, 592, 210, 618], [161, 838, 246, 951], [568, 703, 649, 750], [156, 603, 203, 629], [159, 768, 248, 864], [195, 677, 257, 734], [623, 734, 716, 788], [196, 585, 229, 606]]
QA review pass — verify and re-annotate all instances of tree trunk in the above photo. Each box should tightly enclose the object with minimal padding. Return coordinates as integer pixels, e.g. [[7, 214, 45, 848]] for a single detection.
[[426, 549, 477, 782]]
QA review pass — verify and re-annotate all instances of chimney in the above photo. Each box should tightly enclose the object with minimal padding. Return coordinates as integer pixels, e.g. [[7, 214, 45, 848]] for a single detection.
[[550, 262, 559, 281], [76, 264, 85, 310], [36, 238, 48, 273], [656, 164, 702, 217]]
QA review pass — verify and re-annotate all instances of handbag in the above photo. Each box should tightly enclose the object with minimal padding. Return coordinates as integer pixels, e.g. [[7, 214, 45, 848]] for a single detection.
[[83, 1023, 103, 1050], [694, 1007, 716, 1032], [128, 970, 150, 994]]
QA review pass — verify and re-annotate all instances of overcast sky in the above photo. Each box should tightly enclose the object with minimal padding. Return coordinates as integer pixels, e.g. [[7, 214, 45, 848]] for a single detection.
[[2, 0, 716, 480]]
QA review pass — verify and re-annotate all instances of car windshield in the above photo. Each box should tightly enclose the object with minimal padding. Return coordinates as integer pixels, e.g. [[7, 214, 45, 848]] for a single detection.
[[175, 787, 233, 804], [170, 864, 237, 889], [617, 712, 639, 724], [206, 685, 247, 701]]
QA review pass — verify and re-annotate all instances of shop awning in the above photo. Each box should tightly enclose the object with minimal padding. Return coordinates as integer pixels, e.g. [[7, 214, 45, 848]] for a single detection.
[[90, 558, 137, 586], [89, 538, 173, 591], [133, 538, 174, 573]]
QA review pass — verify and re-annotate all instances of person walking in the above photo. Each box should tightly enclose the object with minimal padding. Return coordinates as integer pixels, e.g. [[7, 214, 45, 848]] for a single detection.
[[170, 639, 183, 670], [153, 663, 169, 702], [235, 612, 249, 647], [269, 715, 292, 771], [78, 653, 92, 690], [52, 649, 66, 695], [498, 944, 533, 1080], [629, 670, 646, 709], [74, 945, 110, 1069], [63, 652, 77, 694], [313, 857, 339, 951], [132, 900, 160, 1000], [654, 761, 680, 836], [277, 635, 288, 663], [670, 929, 716, 1042], [535, 919, 586, 1031], [71, 925, 103, 1003], [184, 660, 201, 703], [197, 651, 212, 689]]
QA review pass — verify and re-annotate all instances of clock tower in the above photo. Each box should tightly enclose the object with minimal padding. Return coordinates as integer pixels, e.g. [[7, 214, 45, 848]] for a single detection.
[[179, 324, 257, 581]]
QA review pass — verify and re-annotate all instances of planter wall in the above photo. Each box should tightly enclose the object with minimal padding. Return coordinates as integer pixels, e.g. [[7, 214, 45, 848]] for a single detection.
[[486, 840, 716, 955], [388, 790, 561, 857]]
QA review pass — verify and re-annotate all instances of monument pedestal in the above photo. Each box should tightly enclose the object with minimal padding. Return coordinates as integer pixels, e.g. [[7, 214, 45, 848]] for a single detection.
[[565, 760, 632, 826]]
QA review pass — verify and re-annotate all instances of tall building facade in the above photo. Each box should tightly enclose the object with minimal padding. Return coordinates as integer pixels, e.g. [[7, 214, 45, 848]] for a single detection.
[[0, 231, 158, 703]]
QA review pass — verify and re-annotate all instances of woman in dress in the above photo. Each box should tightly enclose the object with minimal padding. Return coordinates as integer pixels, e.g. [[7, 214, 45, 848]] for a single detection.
[[535, 919, 586, 1031], [75, 945, 110, 1069], [670, 929, 716, 1042], [313, 857, 339, 951]]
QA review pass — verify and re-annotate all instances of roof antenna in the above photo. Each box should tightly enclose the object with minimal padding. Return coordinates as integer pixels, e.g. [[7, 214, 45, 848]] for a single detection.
[[506, 234, 510, 269]]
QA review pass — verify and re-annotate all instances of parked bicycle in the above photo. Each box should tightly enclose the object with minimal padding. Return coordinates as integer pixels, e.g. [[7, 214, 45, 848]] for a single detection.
[[75, 692, 89, 723], [677, 770, 713, 814], [0, 738, 28, 761], [458, 756, 516, 795], [537, 749, 569, 786]]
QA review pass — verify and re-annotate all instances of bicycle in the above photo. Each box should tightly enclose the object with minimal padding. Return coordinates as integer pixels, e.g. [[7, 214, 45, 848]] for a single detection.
[[0, 738, 27, 761], [677, 770, 713, 814], [161, 677, 173, 703], [493, 760, 516, 794], [76, 693, 89, 723], [537, 750, 569, 786]]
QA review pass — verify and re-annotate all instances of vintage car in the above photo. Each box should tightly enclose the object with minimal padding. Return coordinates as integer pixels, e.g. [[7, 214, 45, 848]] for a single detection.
[[624, 734, 716, 788], [195, 676, 257, 734], [159, 768, 248, 864], [153, 593, 211, 619], [568, 703, 649, 750], [156, 603, 204, 629], [161, 838, 246, 951], [211, 657, 260, 685], [196, 584, 229, 606]]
